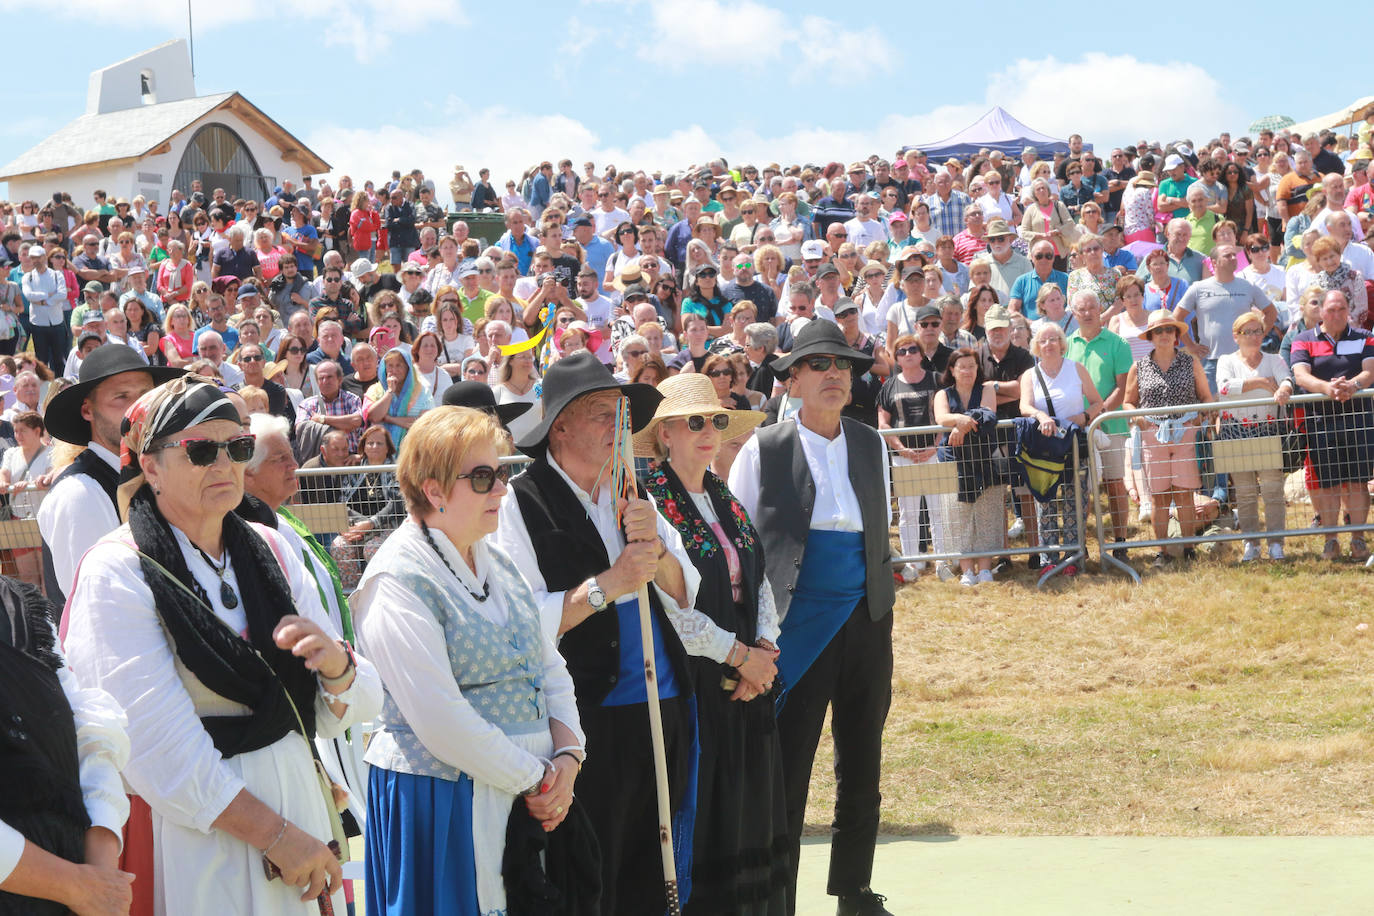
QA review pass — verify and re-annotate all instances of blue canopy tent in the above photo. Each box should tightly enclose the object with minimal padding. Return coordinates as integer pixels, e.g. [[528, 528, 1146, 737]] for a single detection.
[[910, 107, 1087, 159]]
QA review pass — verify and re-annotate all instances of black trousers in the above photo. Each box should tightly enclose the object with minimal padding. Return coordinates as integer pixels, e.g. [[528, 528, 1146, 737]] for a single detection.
[[577, 695, 691, 916], [776, 598, 893, 912]]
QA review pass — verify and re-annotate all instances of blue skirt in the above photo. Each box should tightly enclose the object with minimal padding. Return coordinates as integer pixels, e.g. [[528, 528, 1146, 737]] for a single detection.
[[365, 767, 482, 916]]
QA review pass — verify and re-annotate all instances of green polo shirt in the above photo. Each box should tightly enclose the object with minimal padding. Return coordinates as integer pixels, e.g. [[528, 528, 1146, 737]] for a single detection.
[[1066, 327, 1133, 436], [1159, 174, 1196, 218], [459, 288, 494, 324]]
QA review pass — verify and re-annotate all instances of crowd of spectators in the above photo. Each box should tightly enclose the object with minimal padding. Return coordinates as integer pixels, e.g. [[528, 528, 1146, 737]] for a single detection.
[[5, 124, 1374, 583]]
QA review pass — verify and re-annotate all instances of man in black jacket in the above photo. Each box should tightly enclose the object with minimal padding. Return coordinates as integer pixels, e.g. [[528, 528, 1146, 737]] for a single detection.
[[381, 186, 418, 266], [495, 352, 700, 915]]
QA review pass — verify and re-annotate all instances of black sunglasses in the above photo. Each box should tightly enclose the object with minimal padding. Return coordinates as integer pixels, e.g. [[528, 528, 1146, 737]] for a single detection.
[[456, 464, 512, 494], [705, 368, 734, 378], [804, 356, 854, 372], [684, 414, 730, 432], [895, 346, 921, 356], [154, 435, 256, 466]]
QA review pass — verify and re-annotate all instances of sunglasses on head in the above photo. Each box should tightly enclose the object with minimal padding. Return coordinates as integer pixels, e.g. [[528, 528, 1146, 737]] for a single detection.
[[804, 356, 854, 372], [153, 434, 256, 466], [683, 413, 730, 432], [455, 464, 511, 493]]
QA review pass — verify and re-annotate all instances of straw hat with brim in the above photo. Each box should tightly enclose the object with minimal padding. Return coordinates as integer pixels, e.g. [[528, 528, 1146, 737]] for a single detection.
[[441, 380, 532, 428], [1138, 309, 1190, 341], [632, 374, 765, 458], [1132, 171, 1157, 188], [612, 263, 647, 292], [770, 320, 875, 381], [515, 350, 661, 459], [46, 345, 184, 445]]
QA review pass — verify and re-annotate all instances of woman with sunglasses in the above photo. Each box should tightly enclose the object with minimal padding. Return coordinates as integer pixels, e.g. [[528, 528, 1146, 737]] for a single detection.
[[329, 424, 405, 591], [606, 220, 641, 281], [682, 264, 728, 337], [266, 333, 314, 400], [65, 377, 382, 915], [633, 373, 783, 915], [700, 353, 749, 410], [353, 407, 587, 915], [1066, 232, 1126, 321]]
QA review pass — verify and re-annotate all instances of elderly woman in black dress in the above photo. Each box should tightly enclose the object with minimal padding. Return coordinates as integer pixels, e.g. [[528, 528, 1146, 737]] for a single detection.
[[635, 373, 786, 915]]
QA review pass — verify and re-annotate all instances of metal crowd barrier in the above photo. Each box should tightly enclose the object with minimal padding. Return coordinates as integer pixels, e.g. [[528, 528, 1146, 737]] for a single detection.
[[881, 421, 1086, 588], [1083, 388, 1374, 583]]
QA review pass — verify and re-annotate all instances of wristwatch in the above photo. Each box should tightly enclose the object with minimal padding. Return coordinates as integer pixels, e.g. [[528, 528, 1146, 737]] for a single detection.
[[586, 578, 609, 612], [993, 381, 1002, 396]]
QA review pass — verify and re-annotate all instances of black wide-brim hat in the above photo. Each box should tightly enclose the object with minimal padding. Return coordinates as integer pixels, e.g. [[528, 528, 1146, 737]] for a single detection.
[[46, 345, 184, 445], [442, 379, 534, 428], [770, 319, 875, 381], [515, 350, 661, 459]]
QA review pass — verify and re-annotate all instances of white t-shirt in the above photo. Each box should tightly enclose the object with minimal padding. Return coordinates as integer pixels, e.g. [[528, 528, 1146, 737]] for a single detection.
[[577, 295, 614, 363]]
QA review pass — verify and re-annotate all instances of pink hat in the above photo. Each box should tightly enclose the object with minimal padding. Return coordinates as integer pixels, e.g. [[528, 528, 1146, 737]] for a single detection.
[[368, 325, 397, 352], [556, 320, 604, 354], [888, 210, 909, 223]]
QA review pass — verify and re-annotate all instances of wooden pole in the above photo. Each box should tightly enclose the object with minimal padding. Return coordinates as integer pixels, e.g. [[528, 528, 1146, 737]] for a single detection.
[[612, 397, 681, 915]]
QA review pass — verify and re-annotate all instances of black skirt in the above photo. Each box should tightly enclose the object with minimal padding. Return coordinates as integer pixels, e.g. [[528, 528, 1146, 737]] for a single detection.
[[684, 606, 789, 916]]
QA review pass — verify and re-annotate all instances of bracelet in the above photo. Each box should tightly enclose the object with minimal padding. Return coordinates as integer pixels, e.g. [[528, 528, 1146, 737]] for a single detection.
[[553, 749, 585, 771], [262, 817, 288, 857], [522, 758, 554, 796], [319, 640, 356, 687]]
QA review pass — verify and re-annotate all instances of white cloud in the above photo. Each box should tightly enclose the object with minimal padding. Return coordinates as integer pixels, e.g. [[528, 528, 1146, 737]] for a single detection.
[[0, 0, 465, 63], [642, 0, 788, 66], [308, 53, 1244, 204], [983, 53, 1243, 148], [640, 0, 894, 79]]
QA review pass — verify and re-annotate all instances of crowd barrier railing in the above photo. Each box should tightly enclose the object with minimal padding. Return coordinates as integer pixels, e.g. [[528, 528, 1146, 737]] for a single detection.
[[880, 420, 1086, 588], [1082, 388, 1374, 583]]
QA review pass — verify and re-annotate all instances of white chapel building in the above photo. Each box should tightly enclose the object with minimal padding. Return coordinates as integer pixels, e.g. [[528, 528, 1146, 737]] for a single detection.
[[0, 40, 328, 207]]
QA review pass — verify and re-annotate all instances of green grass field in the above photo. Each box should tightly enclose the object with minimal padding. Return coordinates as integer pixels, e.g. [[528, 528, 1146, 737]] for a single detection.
[[804, 551, 1374, 836]]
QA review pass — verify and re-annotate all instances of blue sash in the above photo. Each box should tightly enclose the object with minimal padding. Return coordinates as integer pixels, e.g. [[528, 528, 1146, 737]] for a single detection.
[[602, 596, 681, 707], [775, 530, 866, 701]]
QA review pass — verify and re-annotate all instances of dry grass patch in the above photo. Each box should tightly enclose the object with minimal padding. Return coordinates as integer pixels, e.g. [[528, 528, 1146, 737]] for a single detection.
[[803, 554, 1374, 836]]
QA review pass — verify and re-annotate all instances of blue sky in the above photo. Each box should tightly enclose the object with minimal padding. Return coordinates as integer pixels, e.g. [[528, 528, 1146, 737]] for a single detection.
[[0, 0, 1358, 203]]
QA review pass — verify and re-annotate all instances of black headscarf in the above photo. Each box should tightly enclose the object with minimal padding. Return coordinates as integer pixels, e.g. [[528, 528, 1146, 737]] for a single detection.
[[119, 378, 318, 757]]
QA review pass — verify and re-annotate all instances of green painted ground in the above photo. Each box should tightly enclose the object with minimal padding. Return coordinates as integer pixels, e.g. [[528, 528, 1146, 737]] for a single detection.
[[796, 836, 1374, 915]]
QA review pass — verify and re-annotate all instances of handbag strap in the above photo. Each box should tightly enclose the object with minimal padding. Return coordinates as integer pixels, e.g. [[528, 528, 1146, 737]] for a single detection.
[[1034, 365, 1057, 419]]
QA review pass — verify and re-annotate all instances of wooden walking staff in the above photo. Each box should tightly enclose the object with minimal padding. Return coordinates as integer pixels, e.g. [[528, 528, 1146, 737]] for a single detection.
[[609, 395, 682, 916]]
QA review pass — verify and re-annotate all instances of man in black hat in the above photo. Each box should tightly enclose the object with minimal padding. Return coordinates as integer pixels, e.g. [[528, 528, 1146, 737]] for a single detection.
[[37, 346, 182, 604], [493, 350, 702, 915], [729, 320, 896, 916]]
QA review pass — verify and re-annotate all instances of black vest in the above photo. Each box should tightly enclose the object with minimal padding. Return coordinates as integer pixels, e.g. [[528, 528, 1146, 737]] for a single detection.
[[753, 418, 895, 622], [0, 577, 89, 916], [509, 459, 692, 707], [41, 448, 120, 607]]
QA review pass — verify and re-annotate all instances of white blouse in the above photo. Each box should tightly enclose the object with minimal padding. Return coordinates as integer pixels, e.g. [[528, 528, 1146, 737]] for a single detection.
[[352, 525, 584, 796], [64, 520, 382, 915]]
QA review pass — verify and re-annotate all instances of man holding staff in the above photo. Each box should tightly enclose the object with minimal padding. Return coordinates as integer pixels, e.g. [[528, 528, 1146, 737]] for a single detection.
[[496, 350, 701, 914]]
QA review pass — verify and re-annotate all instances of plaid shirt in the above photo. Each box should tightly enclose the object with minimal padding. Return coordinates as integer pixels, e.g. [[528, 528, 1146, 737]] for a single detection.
[[298, 389, 364, 451], [925, 190, 970, 238]]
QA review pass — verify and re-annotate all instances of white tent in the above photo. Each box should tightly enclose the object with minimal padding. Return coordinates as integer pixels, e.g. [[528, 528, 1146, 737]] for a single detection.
[[1287, 95, 1374, 139]]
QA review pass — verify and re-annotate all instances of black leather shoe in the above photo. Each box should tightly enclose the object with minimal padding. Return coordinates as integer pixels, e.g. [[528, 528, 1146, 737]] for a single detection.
[[837, 887, 894, 916]]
